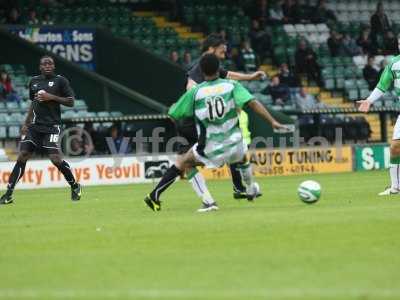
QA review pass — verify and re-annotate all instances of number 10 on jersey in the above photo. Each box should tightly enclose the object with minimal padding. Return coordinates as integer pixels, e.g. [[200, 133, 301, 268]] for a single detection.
[[206, 96, 226, 121]]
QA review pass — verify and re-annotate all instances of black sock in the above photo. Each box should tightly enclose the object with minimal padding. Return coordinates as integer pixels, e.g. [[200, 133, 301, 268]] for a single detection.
[[150, 165, 182, 201], [229, 163, 246, 193], [56, 160, 77, 187], [6, 160, 26, 194]]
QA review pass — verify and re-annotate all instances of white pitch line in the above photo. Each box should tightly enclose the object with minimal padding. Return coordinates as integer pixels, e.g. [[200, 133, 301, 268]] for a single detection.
[[0, 288, 399, 299]]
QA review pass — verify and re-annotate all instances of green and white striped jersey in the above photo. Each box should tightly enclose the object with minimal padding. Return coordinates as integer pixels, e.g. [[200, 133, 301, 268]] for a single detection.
[[169, 78, 254, 159], [376, 55, 400, 95]]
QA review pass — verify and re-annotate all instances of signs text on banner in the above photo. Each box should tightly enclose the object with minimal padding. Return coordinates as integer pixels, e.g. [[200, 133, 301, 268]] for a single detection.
[[9, 27, 96, 70], [0, 156, 175, 190], [199, 146, 353, 180], [355, 144, 390, 171]]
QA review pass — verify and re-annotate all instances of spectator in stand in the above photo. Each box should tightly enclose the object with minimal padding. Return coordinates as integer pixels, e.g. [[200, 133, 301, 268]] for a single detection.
[[40, 0, 60, 5], [312, 0, 336, 24], [295, 40, 321, 85], [282, 0, 302, 24], [82, 123, 97, 155], [265, 75, 290, 106], [295, 87, 323, 110], [27, 9, 39, 25], [383, 31, 399, 55], [363, 56, 379, 90], [182, 51, 192, 71], [109, 125, 131, 154], [251, 0, 270, 25], [378, 58, 388, 77], [218, 29, 233, 52], [268, 1, 285, 25], [327, 30, 344, 57], [41, 11, 54, 25], [342, 34, 362, 56], [7, 8, 21, 24], [357, 27, 376, 55], [169, 50, 180, 65], [237, 39, 259, 73], [370, 2, 391, 42], [284, 0, 307, 23], [0, 71, 13, 100], [67, 127, 94, 157], [249, 19, 271, 61], [278, 63, 299, 87]]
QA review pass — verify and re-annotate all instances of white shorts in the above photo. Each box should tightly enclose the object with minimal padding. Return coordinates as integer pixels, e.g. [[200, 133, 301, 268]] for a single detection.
[[192, 141, 248, 168], [393, 115, 400, 140]]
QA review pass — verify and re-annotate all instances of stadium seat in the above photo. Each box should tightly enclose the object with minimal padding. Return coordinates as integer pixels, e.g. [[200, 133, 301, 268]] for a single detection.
[[85, 112, 97, 118], [97, 111, 110, 118], [0, 102, 6, 113], [359, 88, 370, 99], [6, 102, 20, 113], [324, 78, 335, 90], [335, 78, 345, 89], [110, 111, 123, 117], [62, 110, 76, 119], [346, 88, 359, 101], [0, 126, 6, 139], [19, 101, 30, 112], [8, 126, 20, 138], [75, 110, 89, 118], [0, 114, 9, 124], [74, 99, 88, 111]]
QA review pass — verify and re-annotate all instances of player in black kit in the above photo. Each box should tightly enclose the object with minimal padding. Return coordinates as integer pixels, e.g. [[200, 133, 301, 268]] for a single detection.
[[0, 56, 82, 205]]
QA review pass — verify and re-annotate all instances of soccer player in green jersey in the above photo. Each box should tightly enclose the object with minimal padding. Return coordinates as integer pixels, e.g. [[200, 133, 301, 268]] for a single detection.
[[358, 55, 400, 195], [183, 34, 265, 202], [144, 54, 286, 212]]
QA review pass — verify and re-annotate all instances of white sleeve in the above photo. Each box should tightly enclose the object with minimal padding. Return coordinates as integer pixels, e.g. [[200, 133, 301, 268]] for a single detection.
[[366, 88, 385, 104]]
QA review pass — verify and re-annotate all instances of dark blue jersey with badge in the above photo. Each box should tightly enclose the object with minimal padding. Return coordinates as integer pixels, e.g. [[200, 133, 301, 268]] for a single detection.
[[187, 58, 228, 84], [29, 74, 74, 126]]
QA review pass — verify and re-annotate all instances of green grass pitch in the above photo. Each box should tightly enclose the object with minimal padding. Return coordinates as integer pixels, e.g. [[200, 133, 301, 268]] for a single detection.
[[0, 170, 399, 300]]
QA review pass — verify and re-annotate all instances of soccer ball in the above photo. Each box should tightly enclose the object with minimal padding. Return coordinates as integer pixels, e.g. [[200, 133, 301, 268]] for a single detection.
[[297, 180, 321, 204]]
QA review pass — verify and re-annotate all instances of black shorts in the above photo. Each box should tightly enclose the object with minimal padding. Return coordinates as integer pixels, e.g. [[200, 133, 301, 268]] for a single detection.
[[20, 124, 62, 154], [176, 119, 197, 154]]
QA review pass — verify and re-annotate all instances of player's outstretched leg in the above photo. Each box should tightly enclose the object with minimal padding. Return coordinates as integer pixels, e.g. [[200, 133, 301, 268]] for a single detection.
[[187, 167, 218, 212], [49, 154, 81, 201], [145, 165, 182, 211], [0, 151, 31, 205], [237, 161, 260, 201], [145, 149, 218, 212], [379, 139, 400, 195]]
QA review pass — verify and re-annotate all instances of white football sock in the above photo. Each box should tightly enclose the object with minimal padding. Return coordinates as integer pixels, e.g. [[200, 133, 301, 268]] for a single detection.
[[390, 164, 400, 191], [188, 169, 215, 205]]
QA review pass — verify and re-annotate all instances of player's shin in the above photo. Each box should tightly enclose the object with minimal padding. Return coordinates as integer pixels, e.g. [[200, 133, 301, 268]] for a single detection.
[[187, 167, 215, 205], [389, 156, 400, 191], [56, 160, 77, 187], [229, 163, 246, 193], [7, 160, 26, 193], [150, 165, 182, 201], [238, 162, 259, 199], [237, 162, 253, 187]]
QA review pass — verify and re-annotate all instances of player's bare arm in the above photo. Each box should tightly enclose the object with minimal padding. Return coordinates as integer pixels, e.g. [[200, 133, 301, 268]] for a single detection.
[[186, 78, 198, 90], [247, 100, 284, 129], [357, 99, 372, 113], [36, 92, 74, 107], [357, 88, 385, 113], [227, 70, 266, 81]]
